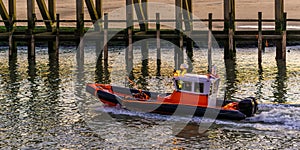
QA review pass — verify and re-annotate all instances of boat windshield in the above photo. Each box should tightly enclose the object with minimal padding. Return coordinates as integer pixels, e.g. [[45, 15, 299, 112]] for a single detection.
[[194, 82, 204, 93], [174, 79, 207, 94], [182, 81, 192, 91]]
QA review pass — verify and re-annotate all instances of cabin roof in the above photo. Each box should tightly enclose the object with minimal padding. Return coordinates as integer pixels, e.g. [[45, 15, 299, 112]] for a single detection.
[[178, 73, 218, 82]]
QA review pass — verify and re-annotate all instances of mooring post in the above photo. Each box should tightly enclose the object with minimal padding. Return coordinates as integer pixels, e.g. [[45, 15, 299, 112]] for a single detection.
[[184, 0, 193, 65], [103, 13, 108, 62], [281, 12, 287, 61], [9, 0, 16, 20], [28, 32, 35, 59], [8, 32, 16, 59], [126, 0, 134, 73], [27, 0, 35, 60], [76, 0, 84, 23], [224, 0, 229, 32], [275, 0, 284, 60], [27, 0, 35, 30], [141, 0, 149, 66], [96, 0, 103, 18], [8, 0, 16, 58], [175, 0, 182, 30], [182, 0, 192, 31], [141, 0, 148, 31], [258, 12, 262, 64], [8, 18, 16, 58], [48, 0, 58, 55], [156, 13, 161, 76], [228, 11, 235, 59], [85, 0, 99, 23], [48, 0, 56, 21], [96, 0, 103, 31], [134, 0, 147, 31], [9, 0, 16, 31], [55, 14, 60, 56], [179, 13, 184, 67], [174, 12, 184, 69], [224, 0, 235, 59], [208, 13, 213, 73]]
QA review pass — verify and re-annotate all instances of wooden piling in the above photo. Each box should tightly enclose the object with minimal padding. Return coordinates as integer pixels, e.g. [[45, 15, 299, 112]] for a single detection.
[[182, 0, 192, 31], [224, 0, 236, 59], [94, 0, 103, 32], [28, 33, 35, 59], [126, 0, 134, 73], [183, 0, 193, 61], [27, 0, 35, 30], [48, 13, 59, 55], [9, 0, 16, 20], [55, 14, 60, 55], [9, 33, 16, 58], [281, 12, 287, 60], [48, 0, 56, 21], [96, 0, 103, 18], [9, 0, 16, 31], [179, 13, 184, 67], [27, 0, 35, 59], [103, 13, 108, 61], [0, 0, 10, 29], [141, 0, 148, 31], [208, 13, 212, 73], [134, 0, 147, 31], [258, 12, 262, 64], [85, 0, 99, 22], [76, 0, 84, 33], [8, 0, 16, 57], [228, 12, 235, 58], [126, 0, 134, 29], [175, 0, 182, 30], [275, 0, 284, 60], [174, 11, 183, 69], [156, 13, 161, 76], [36, 0, 53, 31], [223, 0, 235, 32]]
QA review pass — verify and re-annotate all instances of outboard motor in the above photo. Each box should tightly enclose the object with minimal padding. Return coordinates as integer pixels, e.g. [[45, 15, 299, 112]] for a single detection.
[[238, 97, 258, 117]]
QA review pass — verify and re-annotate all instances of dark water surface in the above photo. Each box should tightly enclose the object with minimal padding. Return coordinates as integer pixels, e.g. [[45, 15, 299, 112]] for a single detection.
[[0, 45, 299, 149]]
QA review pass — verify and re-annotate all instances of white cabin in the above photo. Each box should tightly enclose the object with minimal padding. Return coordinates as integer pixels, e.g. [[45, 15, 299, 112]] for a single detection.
[[173, 73, 220, 107]]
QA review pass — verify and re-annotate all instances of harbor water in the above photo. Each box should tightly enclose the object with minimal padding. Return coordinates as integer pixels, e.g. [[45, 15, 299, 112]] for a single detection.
[[0, 45, 299, 149]]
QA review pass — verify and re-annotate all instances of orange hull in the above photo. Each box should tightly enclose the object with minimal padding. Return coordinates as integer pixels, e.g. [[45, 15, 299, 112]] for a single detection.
[[86, 83, 258, 120]]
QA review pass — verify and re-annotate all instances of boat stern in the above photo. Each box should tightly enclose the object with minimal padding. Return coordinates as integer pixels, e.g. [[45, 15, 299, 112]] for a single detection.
[[86, 83, 104, 96]]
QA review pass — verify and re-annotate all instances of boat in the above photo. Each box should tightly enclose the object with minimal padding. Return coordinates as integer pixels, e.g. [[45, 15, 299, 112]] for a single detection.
[[86, 73, 258, 120]]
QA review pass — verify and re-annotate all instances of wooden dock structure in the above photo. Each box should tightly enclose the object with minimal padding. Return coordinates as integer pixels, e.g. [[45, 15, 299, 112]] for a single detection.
[[0, 0, 298, 67]]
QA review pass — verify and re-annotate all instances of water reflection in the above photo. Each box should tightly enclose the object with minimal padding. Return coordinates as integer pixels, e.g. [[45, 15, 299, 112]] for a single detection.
[[95, 53, 110, 84], [175, 122, 209, 138], [255, 63, 264, 101], [8, 54, 19, 96], [48, 53, 60, 98], [224, 59, 238, 100], [140, 42, 149, 90], [5, 54, 20, 149], [272, 60, 287, 103], [95, 53, 103, 83]]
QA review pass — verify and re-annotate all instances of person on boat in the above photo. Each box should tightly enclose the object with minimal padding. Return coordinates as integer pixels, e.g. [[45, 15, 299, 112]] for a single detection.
[[173, 64, 189, 90], [133, 89, 149, 100]]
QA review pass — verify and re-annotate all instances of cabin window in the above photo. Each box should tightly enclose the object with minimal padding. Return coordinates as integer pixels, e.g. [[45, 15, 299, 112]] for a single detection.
[[182, 81, 192, 91], [194, 82, 204, 93]]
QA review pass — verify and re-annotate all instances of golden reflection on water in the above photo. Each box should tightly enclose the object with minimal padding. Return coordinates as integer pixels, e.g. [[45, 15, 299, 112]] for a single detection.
[[0, 46, 300, 105]]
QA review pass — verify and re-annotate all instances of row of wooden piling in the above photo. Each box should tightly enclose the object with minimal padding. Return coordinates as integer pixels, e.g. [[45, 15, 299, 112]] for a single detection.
[[0, 0, 292, 67]]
